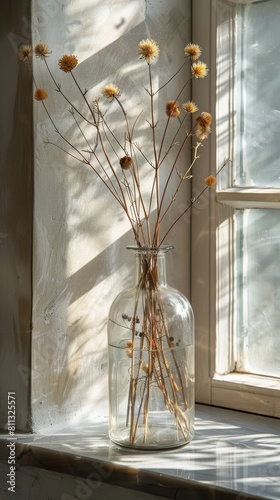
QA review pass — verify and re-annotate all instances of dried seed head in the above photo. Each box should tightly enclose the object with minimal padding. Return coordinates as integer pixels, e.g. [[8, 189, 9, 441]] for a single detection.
[[196, 112, 212, 140], [191, 61, 208, 79], [102, 83, 120, 100], [58, 54, 78, 72], [184, 43, 202, 60], [166, 100, 180, 118], [120, 156, 133, 170], [34, 88, 48, 101], [182, 101, 198, 114], [18, 45, 32, 61], [34, 43, 52, 59], [138, 38, 160, 64], [204, 175, 216, 187]]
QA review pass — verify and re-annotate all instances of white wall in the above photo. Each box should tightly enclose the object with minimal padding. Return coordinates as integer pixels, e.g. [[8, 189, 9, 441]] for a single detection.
[[31, 0, 192, 432]]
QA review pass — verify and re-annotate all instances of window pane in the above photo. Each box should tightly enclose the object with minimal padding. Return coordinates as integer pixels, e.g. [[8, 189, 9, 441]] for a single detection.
[[235, 209, 280, 377], [235, 0, 280, 187]]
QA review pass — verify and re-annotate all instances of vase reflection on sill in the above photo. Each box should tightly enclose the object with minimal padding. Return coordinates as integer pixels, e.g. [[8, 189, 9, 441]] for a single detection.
[[107, 246, 195, 449]]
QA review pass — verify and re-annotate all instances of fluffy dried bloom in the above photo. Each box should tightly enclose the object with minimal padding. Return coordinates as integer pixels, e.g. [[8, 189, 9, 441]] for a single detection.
[[204, 175, 216, 187], [18, 45, 32, 61], [182, 101, 198, 114], [138, 38, 160, 64], [34, 43, 51, 59], [196, 126, 211, 140], [184, 43, 201, 60], [58, 54, 78, 72], [102, 83, 120, 100], [34, 88, 48, 101], [120, 156, 132, 170], [196, 112, 212, 140], [197, 112, 212, 127], [166, 100, 180, 118], [191, 61, 208, 79]]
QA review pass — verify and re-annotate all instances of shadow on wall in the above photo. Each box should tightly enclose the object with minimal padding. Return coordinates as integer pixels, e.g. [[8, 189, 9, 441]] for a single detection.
[[32, 229, 134, 432], [0, 0, 33, 433]]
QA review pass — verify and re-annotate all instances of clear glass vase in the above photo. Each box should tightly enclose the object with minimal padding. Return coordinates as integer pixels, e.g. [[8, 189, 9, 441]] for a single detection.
[[107, 246, 195, 449]]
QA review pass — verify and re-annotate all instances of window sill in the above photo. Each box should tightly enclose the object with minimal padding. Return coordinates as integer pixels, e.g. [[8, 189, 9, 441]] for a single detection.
[[1, 404, 280, 499], [212, 373, 280, 418]]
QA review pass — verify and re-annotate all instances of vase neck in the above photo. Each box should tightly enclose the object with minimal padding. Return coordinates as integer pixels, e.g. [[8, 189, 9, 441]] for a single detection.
[[128, 247, 173, 288]]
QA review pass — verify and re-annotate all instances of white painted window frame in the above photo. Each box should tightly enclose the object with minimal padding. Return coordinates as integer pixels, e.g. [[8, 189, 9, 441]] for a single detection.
[[192, 0, 280, 418]]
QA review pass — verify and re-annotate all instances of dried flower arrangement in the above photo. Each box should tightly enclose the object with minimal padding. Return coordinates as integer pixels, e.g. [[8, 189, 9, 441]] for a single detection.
[[19, 38, 225, 447], [19, 39, 218, 249]]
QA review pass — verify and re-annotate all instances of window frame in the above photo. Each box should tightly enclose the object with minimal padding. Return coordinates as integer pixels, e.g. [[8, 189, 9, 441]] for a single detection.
[[192, 0, 280, 418]]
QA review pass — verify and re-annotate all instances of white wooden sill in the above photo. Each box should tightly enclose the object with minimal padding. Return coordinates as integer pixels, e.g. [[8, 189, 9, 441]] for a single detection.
[[1, 404, 280, 499], [212, 373, 280, 418]]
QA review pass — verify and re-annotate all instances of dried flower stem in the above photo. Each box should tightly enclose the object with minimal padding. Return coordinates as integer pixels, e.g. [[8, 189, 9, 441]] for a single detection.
[[70, 71, 98, 126], [69, 83, 127, 208], [43, 58, 94, 126], [159, 158, 230, 246], [25, 39, 218, 248], [154, 59, 188, 95], [148, 64, 160, 233], [113, 96, 151, 240], [121, 253, 193, 445], [152, 128, 196, 246]]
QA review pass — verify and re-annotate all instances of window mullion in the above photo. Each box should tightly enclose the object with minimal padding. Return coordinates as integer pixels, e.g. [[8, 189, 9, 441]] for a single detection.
[[217, 189, 280, 209]]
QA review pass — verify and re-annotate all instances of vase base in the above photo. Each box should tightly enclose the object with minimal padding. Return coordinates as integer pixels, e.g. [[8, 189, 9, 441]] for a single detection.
[[109, 422, 194, 450]]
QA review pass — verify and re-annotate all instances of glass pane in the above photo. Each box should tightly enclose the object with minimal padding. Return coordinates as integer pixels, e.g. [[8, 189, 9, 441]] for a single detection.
[[235, 209, 280, 377], [235, 1, 280, 187]]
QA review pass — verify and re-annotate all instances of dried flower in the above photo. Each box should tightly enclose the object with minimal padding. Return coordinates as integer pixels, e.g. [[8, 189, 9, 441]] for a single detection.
[[102, 84, 120, 100], [138, 38, 160, 64], [120, 156, 132, 170], [204, 175, 216, 187], [166, 100, 180, 118], [196, 112, 212, 140], [196, 127, 211, 141], [184, 43, 201, 60], [18, 45, 32, 61], [20, 37, 216, 250], [34, 43, 52, 59], [197, 112, 212, 127], [58, 54, 78, 73], [182, 101, 198, 114], [191, 61, 208, 79], [34, 88, 48, 101]]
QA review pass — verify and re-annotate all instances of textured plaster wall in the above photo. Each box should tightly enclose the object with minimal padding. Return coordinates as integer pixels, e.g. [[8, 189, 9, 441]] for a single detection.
[[0, 0, 33, 432], [31, 0, 192, 432]]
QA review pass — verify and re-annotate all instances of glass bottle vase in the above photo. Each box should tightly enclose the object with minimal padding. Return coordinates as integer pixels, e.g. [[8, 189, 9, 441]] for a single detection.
[[107, 246, 195, 449]]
